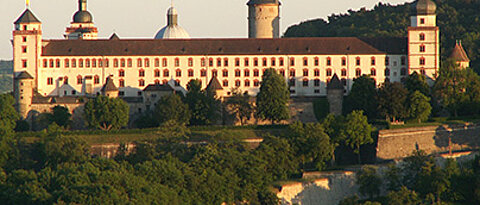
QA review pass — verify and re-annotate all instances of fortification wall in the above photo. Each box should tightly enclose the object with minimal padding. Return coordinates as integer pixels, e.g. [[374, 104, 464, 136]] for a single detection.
[[377, 124, 480, 160]]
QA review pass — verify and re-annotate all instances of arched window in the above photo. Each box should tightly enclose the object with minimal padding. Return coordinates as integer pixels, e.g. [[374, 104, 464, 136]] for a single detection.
[[188, 69, 194, 77], [314, 69, 320, 77], [113, 59, 119, 67], [271, 57, 276, 66], [137, 58, 142, 67], [314, 79, 320, 87], [175, 58, 180, 67], [279, 69, 285, 76], [254, 69, 260, 77], [326, 57, 331, 66], [163, 69, 169, 77], [155, 58, 160, 67], [223, 80, 229, 87], [290, 57, 295, 66], [211, 69, 218, 77], [92, 59, 97, 68], [385, 68, 390, 76], [235, 80, 241, 87], [63, 76, 68, 84], [79, 59, 84, 68], [154, 79, 160, 84], [154, 69, 160, 77], [200, 69, 207, 77], [245, 79, 250, 87], [303, 69, 309, 77], [341, 57, 346, 66], [279, 57, 284, 66], [355, 57, 361, 66], [235, 69, 241, 77], [254, 80, 260, 87], [341, 69, 347, 76], [77, 75, 83, 85], [119, 69, 125, 77], [174, 80, 181, 87], [43, 59, 48, 68], [289, 69, 295, 77], [94, 75, 100, 84], [49, 59, 54, 68], [302, 78, 309, 87], [419, 57, 426, 65], [235, 58, 240, 66], [244, 69, 250, 77], [139, 79, 145, 87], [314, 57, 319, 66], [85, 59, 90, 68], [188, 58, 194, 67], [119, 79, 125, 87], [419, 45, 426, 52], [420, 69, 426, 75], [175, 69, 182, 77], [326, 68, 332, 77], [72, 59, 77, 68], [303, 57, 308, 66], [56, 59, 61, 68], [64, 59, 70, 68], [127, 58, 132, 67], [355, 68, 362, 77], [263, 57, 268, 66], [144, 58, 150, 67], [419, 33, 425, 41], [224, 58, 229, 67], [139, 69, 145, 77], [162, 79, 168, 85], [209, 58, 214, 67], [201, 58, 206, 67], [254, 58, 259, 66], [244, 58, 249, 66], [371, 68, 376, 76], [222, 69, 228, 77], [385, 57, 390, 66], [217, 58, 222, 67], [371, 57, 376, 66], [162, 58, 168, 67]]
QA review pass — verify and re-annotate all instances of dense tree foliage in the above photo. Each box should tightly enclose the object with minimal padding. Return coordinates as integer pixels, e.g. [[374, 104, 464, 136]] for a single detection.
[[404, 72, 430, 97], [377, 82, 408, 122], [343, 110, 373, 164], [225, 89, 254, 125], [184, 79, 220, 126], [344, 75, 378, 119], [155, 94, 191, 125], [45, 105, 72, 128], [356, 165, 382, 199], [256, 68, 290, 124], [407, 91, 432, 123], [284, 0, 480, 72], [83, 95, 129, 130]]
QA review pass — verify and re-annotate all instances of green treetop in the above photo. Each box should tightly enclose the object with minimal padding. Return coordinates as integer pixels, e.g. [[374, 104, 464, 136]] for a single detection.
[[83, 95, 129, 130], [256, 68, 290, 124]]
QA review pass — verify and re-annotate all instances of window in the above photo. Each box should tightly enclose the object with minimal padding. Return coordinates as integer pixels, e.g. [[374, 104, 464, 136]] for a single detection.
[[223, 80, 229, 87], [401, 56, 406, 66], [303, 57, 308, 66], [139, 69, 145, 77], [244, 69, 250, 77], [420, 45, 426, 52], [212, 69, 218, 77], [217, 58, 222, 67], [22, 36, 27, 42], [279, 58, 284, 66], [235, 80, 241, 87], [50, 59, 54, 68], [419, 33, 425, 41], [355, 57, 361, 66], [263, 58, 267, 66], [279, 69, 285, 77], [254, 69, 259, 77], [224, 58, 229, 67], [290, 58, 295, 66], [302, 79, 308, 87], [163, 69, 170, 77], [94, 75, 100, 84], [245, 80, 250, 87], [342, 57, 346, 66], [371, 68, 376, 76], [137, 58, 142, 67], [200, 69, 207, 77], [188, 69, 194, 77], [72, 59, 77, 68], [419, 57, 426, 65], [222, 69, 228, 77], [385, 57, 390, 66], [254, 80, 260, 87], [121, 59, 125, 67], [235, 58, 240, 66], [92, 59, 97, 68], [175, 58, 180, 67], [254, 58, 258, 66], [22, 46, 27, 53], [371, 57, 376, 66], [47, 77, 53, 85], [385, 68, 390, 76], [188, 58, 193, 67], [303, 69, 308, 77], [201, 58, 206, 67], [77, 76, 83, 84], [139, 79, 145, 87], [155, 58, 160, 67], [154, 80, 160, 84], [104, 59, 109, 67], [119, 91, 125, 96], [314, 57, 319, 66], [65, 59, 70, 68], [43, 59, 48, 68], [326, 69, 332, 77], [176, 69, 182, 77], [97, 59, 102, 67], [289, 78, 295, 87], [420, 18, 425, 24], [144, 58, 150, 67], [401, 68, 407, 76], [127, 59, 132, 67], [235, 69, 241, 77], [271, 58, 276, 66], [209, 58, 214, 67], [119, 69, 125, 77], [314, 69, 320, 77], [85, 59, 90, 68], [155, 69, 160, 77], [355, 68, 362, 77], [114, 59, 119, 67], [341, 69, 347, 76], [289, 69, 295, 77], [420, 69, 426, 75], [244, 58, 249, 66], [162, 58, 168, 67], [314, 79, 320, 87], [22, 60, 27, 68], [64, 76, 68, 84], [326, 57, 331, 66]]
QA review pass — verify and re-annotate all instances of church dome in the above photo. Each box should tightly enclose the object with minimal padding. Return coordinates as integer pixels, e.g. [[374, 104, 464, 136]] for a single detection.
[[73, 10, 93, 23], [412, 0, 436, 15], [154, 6, 190, 39]]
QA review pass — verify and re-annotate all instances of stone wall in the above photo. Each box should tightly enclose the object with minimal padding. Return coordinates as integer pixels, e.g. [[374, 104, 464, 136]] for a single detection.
[[377, 123, 480, 160], [90, 143, 136, 158]]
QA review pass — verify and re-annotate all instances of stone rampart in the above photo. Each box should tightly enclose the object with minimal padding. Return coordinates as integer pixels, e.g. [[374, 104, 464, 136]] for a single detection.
[[377, 124, 480, 160]]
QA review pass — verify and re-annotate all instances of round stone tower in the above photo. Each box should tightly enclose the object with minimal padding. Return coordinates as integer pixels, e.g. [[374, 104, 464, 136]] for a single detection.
[[326, 74, 344, 116], [14, 71, 34, 119], [247, 0, 281, 38]]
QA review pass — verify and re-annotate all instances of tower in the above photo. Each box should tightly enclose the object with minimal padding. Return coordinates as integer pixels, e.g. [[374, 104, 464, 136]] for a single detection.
[[450, 40, 470, 69], [65, 0, 98, 39], [408, 0, 440, 83], [326, 74, 344, 116], [154, 6, 190, 39], [14, 72, 34, 119], [101, 76, 119, 98], [247, 0, 281, 38]]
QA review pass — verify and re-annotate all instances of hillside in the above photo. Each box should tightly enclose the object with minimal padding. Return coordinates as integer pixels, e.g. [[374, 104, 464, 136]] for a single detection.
[[0, 60, 12, 94], [284, 0, 480, 72]]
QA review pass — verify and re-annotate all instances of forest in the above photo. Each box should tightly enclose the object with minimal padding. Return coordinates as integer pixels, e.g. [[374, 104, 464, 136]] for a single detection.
[[284, 0, 480, 72]]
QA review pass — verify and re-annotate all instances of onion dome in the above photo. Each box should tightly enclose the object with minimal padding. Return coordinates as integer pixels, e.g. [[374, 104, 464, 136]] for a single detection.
[[247, 0, 281, 5], [412, 0, 436, 15], [154, 6, 190, 39]]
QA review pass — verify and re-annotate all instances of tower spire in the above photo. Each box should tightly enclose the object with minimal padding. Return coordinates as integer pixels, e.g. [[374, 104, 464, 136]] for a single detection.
[[26, 0, 30, 8], [79, 0, 87, 11]]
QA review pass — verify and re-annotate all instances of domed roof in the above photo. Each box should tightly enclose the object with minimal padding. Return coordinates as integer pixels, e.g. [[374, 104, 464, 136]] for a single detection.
[[155, 25, 190, 39], [412, 0, 436, 15], [167, 7, 178, 16], [73, 10, 93, 23]]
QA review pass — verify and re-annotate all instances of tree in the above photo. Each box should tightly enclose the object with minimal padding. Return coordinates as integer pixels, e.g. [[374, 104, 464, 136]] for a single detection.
[[184, 79, 220, 125], [344, 75, 378, 119], [256, 68, 290, 124], [434, 59, 466, 117], [83, 95, 129, 130], [356, 165, 382, 199], [225, 89, 254, 125], [407, 91, 432, 123], [377, 82, 408, 122], [404, 72, 430, 96], [386, 187, 422, 205], [0, 94, 19, 136], [344, 110, 373, 164], [155, 94, 191, 125], [46, 105, 72, 128]]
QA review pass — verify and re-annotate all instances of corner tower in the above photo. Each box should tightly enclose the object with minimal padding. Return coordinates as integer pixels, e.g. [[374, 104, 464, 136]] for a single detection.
[[247, 0, 281, 38], [65, 0, 98, 39], [408, 0, 440, 83]]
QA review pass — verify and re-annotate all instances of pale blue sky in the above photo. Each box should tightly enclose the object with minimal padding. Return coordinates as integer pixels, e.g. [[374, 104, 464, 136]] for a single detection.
[[1, 0, 413, 60]]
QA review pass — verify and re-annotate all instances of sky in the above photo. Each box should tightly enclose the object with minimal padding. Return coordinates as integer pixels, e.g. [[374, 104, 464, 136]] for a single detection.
[[0, 0, 414, 60]]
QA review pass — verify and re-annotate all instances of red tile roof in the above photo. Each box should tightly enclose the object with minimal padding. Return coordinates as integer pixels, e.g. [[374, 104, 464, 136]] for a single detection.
[[450, 41, 470, 62]]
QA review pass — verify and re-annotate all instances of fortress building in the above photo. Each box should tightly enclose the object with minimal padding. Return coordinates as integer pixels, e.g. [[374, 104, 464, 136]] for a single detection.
[[12, 0, 447, 124]]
